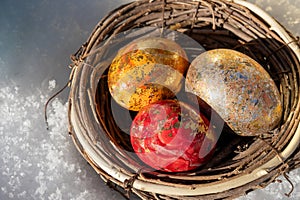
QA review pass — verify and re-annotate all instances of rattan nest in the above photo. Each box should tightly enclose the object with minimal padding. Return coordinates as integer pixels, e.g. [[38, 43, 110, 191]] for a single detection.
[[67, 0, 300, 199]]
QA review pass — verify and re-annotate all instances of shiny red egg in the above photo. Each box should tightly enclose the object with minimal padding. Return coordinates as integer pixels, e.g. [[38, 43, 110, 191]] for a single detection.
[[130, 100, 217, 172]]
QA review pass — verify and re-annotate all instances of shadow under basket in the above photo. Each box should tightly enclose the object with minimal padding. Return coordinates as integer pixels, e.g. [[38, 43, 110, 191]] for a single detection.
[[67, 0, 300, 199]]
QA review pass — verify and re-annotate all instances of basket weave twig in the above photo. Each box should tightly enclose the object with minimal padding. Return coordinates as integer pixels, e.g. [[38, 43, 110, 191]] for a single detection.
[[68, 0, 300, 199]]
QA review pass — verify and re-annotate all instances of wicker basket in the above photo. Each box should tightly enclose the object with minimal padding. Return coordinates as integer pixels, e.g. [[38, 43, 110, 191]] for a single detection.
[[68, 0, 300, 199]]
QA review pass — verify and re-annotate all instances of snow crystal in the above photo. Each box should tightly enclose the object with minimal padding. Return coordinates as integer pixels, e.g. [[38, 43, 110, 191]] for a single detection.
[[70, 190, 89, 200], [48, 188, 62, 200], [265, 6, 273, 12], [48, 80, 56, 91], [35, 172, 47, 197]]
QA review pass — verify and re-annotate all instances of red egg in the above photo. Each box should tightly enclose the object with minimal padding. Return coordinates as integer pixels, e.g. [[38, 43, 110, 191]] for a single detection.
[[130, 100, 217, 172]]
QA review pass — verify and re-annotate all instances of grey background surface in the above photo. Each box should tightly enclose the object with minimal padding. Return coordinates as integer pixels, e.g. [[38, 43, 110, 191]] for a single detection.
[[0, 0, 299, 199]]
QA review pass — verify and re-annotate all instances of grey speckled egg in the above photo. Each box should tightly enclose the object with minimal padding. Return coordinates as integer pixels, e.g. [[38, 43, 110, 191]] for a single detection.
[[185, 49, 282, 136]]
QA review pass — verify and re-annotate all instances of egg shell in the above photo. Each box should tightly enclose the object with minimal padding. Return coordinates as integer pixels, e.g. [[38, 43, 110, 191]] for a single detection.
[[185, 49, 282, 136], [108, 37, 189, 111], [130, 100, 217, 172]]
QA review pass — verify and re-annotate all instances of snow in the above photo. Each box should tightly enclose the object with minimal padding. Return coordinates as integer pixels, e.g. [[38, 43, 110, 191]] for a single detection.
[[249, 0, 300, 36], [238, 169, 300, 199], [0, 80, 125, 200], [0, 0, 299, 199]]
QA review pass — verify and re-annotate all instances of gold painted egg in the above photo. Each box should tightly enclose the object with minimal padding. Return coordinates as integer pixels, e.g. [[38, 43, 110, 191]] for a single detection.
[[185, 49, 282, 136], [108, 37, 189, 111]]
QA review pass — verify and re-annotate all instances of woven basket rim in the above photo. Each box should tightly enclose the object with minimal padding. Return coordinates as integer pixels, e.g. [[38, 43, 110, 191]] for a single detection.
[[68, 0, 300, 199]]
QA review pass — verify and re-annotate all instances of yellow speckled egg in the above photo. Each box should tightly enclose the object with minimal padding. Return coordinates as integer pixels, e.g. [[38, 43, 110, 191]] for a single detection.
[[108, 37, 189, 111], [185, 49, 282, 136]]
